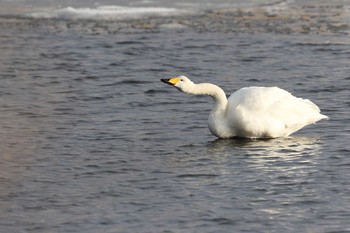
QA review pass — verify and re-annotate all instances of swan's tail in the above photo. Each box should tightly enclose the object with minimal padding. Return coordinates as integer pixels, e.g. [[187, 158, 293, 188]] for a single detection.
[[319, 113, 329, 120], [302, 99, 328, 121]]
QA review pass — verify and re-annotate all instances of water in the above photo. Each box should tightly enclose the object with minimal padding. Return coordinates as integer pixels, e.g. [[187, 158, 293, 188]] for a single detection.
[[0, 0, 350, 232]]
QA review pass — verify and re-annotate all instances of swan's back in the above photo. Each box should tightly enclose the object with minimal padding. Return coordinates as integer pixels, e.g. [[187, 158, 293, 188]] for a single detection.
[[227, 86, 328, 138]]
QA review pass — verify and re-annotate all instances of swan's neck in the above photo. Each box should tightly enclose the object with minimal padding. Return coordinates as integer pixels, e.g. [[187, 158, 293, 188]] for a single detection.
[[191, 83, 228, 112], [189, 83, 232, 138]]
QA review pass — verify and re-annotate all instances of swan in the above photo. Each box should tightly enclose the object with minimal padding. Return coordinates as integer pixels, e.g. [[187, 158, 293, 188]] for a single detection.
[[161, 75, 328, 139]]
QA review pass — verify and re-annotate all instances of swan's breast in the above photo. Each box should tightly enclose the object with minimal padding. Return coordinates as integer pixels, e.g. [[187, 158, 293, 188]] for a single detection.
[[208, 112, 235, 138]]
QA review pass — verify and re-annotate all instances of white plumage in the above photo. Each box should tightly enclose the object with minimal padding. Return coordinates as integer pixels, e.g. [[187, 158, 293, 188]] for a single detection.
[[161, 76, 328, 139]]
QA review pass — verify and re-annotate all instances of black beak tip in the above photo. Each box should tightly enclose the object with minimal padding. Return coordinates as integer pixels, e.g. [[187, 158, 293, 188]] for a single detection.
[[161, 79, 173, 86]]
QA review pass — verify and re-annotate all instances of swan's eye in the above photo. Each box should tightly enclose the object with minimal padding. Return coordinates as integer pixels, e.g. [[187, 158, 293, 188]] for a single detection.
[[180, 79, 184, 82]]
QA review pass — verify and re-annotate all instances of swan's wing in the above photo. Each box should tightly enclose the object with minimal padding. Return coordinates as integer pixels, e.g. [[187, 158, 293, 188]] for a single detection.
[[228, 87, 326, 137]]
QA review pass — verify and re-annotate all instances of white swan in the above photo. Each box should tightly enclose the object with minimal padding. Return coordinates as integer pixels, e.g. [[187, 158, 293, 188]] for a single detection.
[[161, 75, 328, 139]]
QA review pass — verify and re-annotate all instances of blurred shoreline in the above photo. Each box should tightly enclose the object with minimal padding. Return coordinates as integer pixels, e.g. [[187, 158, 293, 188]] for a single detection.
[[0, 1, 349, 35]]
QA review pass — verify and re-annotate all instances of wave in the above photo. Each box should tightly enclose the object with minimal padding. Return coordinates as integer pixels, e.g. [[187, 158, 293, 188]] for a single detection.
[[27, 5, 190, 21]]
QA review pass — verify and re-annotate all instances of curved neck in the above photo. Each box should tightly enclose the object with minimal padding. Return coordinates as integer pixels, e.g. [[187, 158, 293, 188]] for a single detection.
[[191, 83, 228, 112]]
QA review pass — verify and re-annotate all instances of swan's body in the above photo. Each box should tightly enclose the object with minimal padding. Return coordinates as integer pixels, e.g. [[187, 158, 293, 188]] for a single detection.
[[161, 76, 328, 139]]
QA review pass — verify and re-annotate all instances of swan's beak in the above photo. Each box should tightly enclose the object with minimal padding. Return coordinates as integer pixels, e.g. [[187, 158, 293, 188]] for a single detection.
[[161, 77, 180, 86]]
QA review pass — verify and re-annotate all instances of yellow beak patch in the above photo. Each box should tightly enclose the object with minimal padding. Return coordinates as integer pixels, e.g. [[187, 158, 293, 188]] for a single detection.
[[161, 77, 180, 86], [168, 77, 180, 85]]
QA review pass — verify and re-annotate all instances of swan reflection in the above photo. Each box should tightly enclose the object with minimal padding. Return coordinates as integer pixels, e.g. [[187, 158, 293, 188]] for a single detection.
[[206, 136, 323, 189], [206, 136, 322, 160]]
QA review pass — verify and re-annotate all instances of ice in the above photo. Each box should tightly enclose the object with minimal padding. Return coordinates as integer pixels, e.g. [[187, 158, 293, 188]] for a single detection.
[[28, 5, 188, 21]]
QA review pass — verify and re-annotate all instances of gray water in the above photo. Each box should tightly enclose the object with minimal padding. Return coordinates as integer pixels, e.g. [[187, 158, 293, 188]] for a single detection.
[[1, 0, 350, 232]]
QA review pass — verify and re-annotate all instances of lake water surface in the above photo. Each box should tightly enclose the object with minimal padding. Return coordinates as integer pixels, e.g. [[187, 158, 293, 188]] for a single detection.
[[0, 0, 350, 232]]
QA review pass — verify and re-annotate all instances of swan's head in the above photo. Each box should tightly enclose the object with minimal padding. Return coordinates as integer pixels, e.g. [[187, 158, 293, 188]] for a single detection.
[[161, 75, 194, 93]]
